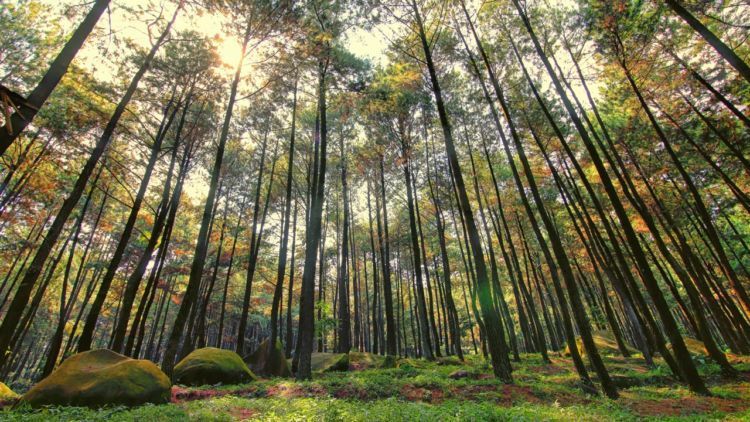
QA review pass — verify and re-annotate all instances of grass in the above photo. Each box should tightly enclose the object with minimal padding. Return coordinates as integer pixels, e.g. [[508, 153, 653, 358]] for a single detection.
[[2, 352, 750, 421]]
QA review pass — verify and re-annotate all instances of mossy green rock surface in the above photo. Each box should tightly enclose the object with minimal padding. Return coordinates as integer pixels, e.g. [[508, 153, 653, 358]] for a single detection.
[[436, 356, 463, 366], [310, 353, 349, 372], [348, 352, 396, 370], [22, 349, 170, 407], [174, 347, 256, 386], [0, 382, 18, 402], [245, 339, 292, 378]]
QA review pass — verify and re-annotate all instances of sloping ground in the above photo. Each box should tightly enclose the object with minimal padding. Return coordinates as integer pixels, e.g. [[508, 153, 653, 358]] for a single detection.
[[564, 331, 635, 357], [2, 352, 750, 420]]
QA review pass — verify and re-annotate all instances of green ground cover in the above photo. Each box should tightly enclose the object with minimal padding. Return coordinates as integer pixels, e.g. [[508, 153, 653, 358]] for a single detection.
[[2, 352, 750, 421]]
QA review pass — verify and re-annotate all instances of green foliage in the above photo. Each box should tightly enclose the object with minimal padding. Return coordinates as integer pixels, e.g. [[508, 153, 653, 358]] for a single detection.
[[0, 0, 62, 90], [314, 300, 337, 339]]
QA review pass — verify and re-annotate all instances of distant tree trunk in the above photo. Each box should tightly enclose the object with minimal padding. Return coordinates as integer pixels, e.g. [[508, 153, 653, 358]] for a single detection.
[[81, 96, 180, 352], [366, 178, 380, 355], [377, 155, 398, 356], [511, 0, 707, 395], [284, 201, 299, 357], [195, 189, 231, 349], [350, 203, 362, 351], [361, 244, 371, 353], [426, 164, 463, 359], [336, 131, 351, 353], [41, 169, 101, 377], [162, 25, 250, 377], [411, 164, 441, 357], [235, 132, 279, 355], [316, 200, 329, 354], [271, 80, 298, 347], [297, 58, 330, 380], [399, 144, 434, 360]]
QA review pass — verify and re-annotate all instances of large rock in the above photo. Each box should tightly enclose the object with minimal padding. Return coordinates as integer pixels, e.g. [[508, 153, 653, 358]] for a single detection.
[[564, 331, 634, 357], [0, 382, 18, 402], [22, 349, 170, 407], [245, 339, 292, 378], [311, 353, 349, 372], [348, 352, 396, 370], [174, 347, 256, 386]]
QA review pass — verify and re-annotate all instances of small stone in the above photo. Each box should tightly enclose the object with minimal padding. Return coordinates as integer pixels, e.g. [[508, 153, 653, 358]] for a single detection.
[[449, 369, 470, 379]]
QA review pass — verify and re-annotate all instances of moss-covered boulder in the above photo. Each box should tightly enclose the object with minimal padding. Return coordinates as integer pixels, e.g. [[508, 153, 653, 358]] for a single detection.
[[245, 339, 292, 378], [174, 347, 256, 386], [0, 382, 18, 403], [310, 353, 349, 372], [397, 358, 428, 369], [565, 331, 633, 357], [22, 349, 170, 407], [348, 352, 396, 370], [436, 356, 463, 366]]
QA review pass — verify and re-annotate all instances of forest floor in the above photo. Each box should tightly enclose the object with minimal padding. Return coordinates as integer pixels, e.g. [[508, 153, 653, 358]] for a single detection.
[[2, 352, 750, 421]]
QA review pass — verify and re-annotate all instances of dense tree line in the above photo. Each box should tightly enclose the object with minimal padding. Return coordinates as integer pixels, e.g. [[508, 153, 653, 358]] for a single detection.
[[0, 0, 748, 398]]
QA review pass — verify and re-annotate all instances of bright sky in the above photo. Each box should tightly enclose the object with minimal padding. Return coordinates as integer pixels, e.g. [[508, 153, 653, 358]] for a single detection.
[[38, 0, 390, 82], [33, 0, 392, 208]]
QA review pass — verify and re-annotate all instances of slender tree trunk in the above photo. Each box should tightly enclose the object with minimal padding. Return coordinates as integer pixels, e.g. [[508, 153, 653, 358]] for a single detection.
[[336, 131, 351, 353], [79, 96, 179, 352], [161, 25, 250, 377], [366, 178, 380, 355], [512, 0, 707, 395], [297, 59, 330, 380], [400, 143, 434, 360], [284, 200, 299, 357], [411, 0, 511, 381], [664, 0, 750, 84], [0, 0, 112, 152], [271, 80, 297, 347], [376, 156, 398, 356]]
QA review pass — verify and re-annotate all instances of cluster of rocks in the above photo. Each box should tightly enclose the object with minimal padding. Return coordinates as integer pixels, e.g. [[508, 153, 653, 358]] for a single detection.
[[3, 340, 294, 408], [2, 341, 412, 408]]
